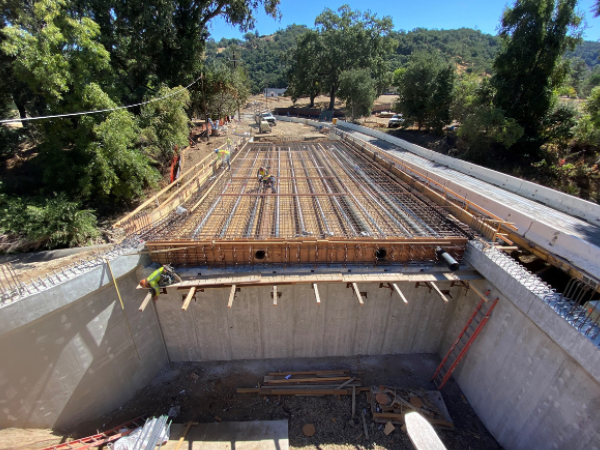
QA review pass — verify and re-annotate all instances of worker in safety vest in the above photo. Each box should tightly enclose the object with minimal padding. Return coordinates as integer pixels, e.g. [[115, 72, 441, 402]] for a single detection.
[[215, 147, 230, 170], [140, 265, 181, 296], [257, 166, 277, 193]]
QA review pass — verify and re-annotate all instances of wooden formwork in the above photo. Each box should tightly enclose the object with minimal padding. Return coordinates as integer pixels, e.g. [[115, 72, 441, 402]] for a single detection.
[[146, 237, 468, 266]]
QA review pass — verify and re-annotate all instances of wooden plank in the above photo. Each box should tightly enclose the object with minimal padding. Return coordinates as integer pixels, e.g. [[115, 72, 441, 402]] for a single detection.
[[139, 292, 153, 312], [392, 283, 409, 304], [182, 287, 196, 311], [273, 285, 278, 306], [313, 283, 321, 304], [259, 389, 352, 396], [468, 283, 490, 303], [174, 421, 198, 450], [429, 282, 449, 303], [171, 275, 261, 289], [373, 412, 405, 422], [236, 388, 261, 394], [227, 285, 236, 309], [264, 376, 350, 384], [352, 283, 364, 305], [335, 377, 356, 389], [267, 370, 349, 376]]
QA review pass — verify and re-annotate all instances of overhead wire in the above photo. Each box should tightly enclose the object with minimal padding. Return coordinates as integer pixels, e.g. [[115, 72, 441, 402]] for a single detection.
[[0, 75, 203, 124]]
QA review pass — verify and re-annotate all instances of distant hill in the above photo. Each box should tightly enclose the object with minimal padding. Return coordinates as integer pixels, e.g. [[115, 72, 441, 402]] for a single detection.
[[208, 26, 600, 94]]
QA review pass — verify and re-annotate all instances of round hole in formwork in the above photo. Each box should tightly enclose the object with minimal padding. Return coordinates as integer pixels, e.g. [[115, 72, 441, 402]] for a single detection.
[[376, 248, 387, 259], [255, 250, 266, 260]]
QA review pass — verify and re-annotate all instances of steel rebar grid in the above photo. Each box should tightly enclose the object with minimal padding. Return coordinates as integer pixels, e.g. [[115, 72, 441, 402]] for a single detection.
[[144, 140, 471, 242]]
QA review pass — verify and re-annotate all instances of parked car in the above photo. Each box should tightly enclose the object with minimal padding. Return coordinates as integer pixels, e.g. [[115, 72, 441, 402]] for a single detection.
[[388, 114, 404, 128], [256, 112, 277, 126]]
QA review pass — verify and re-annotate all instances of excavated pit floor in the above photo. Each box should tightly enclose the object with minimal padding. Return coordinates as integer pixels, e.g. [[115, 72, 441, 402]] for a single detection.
[[74, 354, 501, 450]]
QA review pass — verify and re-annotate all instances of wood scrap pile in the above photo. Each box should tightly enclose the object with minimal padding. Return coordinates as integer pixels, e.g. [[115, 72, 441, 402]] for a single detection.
[[236, 370, 363, 397], [368, 385, 454, 430]]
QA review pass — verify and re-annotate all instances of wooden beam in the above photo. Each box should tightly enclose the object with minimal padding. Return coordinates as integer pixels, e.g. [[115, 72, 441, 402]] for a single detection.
[[273, 285, 278, 306], [352, 282, 364, 305], [313, 283, 321, 304], [228, 285, 236, 308], [429, 282, 449, 303], [468, 283, 490, 303], [139, 292, 153, 312], [182, 287, 196, 311], [392, 283, 409, 304]]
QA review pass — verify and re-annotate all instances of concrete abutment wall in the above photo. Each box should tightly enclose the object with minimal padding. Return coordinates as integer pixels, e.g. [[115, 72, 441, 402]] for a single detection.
[[0, 254, 599, 450]]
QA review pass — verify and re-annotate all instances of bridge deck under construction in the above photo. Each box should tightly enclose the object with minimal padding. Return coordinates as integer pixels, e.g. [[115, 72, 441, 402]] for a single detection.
[[146, 140, 472, 266]]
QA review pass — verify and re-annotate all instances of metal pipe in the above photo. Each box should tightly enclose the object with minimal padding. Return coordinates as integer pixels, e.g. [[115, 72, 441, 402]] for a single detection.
[[335, 143, 434, 236], [307, 145, 358, 236], [299, 147, 332, 236], [218, 148, 261, 237], [274, 146, 281, 237], [327, 145, 413, 237], [288, 146, 308, 235], [314, 143, 383, 236]]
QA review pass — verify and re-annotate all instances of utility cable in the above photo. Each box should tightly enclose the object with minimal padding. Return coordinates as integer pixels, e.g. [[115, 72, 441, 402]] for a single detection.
[[0, 75, 202, 124]]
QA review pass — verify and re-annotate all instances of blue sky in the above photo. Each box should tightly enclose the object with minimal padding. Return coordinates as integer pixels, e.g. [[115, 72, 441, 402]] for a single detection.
[[208, 0, 600, 41]]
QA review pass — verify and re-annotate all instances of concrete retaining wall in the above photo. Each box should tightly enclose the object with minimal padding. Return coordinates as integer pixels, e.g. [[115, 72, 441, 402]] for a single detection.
[[441, 249, 600, 449], [154, 281, 460, 361], [0, 265, 168, 430]]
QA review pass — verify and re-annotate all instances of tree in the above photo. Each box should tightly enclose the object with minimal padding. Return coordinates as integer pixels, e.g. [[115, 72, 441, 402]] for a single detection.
[[338, 69, 377, 121], [287, 30, 324, 108], [491, 0, 582, 143], [574, 86, 600, 144], [395, 52, 455, 132], [314, 5, 395, 110]]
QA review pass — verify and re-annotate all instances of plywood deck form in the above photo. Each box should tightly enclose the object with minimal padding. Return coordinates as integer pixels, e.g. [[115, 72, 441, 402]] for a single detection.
[[145, 141, 472, 266]]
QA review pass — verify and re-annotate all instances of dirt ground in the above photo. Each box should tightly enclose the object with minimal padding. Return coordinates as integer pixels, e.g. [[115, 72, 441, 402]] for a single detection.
[[56, 354, 503, 450]]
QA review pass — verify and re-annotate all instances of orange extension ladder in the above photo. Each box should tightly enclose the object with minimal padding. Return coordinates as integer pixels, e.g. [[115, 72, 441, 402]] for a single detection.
[[39, 415, 146, 450], [432, 296, 500, 390]]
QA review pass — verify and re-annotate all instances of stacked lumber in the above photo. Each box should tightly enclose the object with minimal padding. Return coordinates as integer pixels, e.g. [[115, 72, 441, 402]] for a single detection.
[[236, 370, 362, 397], [368, 386, 454, 430]]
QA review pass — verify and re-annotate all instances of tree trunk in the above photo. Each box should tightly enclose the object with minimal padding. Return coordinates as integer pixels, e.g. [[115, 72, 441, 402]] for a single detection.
[[14, 99, 27, 120], [309, 94, 316, 109], [328, 85, 336, 111]]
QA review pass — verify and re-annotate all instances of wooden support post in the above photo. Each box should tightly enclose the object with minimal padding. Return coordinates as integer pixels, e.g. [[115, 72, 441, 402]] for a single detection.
[[468, 283, 490, 303], [352, 386, 356, 419], [139, 292, 153, 312], [182, 287, 196, 311], [392, 283, 408, 304], [228, 285, 236, 308], [313, 283, 321, 304], [273, 285, 278, 306], [430, 282, 449, 303], [352, 283, 364, 305]]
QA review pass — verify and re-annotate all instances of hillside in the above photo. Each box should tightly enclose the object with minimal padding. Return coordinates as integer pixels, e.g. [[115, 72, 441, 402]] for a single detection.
[[208, 26, 600, 94]]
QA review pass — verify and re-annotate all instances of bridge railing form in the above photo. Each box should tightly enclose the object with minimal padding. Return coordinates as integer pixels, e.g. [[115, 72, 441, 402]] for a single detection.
[[114, 137, 249, 237], [336, 121, 600, 224]]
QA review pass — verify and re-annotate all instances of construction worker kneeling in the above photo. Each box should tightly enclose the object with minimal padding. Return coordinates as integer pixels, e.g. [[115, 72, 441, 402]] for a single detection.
[[257, 166, 277, 193], [215, 146, 231, 171], [140, 264, 182, 297]]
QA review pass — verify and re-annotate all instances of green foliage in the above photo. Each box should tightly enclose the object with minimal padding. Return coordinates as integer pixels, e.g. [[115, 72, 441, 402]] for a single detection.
[[459, 106, 524, 149], [574, 86, 600, 144], [491, 0, 582, 141], [395, 52, 455, 132], [0, 193, 99, 250], [338, 69, 377, 120], [287, 30, 325, 107], [389, 28, 500, 75], [314, 5, 395, 110], [139, 86, 191, 167]]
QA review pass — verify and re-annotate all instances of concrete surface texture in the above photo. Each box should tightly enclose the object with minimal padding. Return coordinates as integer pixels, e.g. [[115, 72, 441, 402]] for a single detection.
[[0, 268, 168, 430], [164, 420, 289, 450], [153, 280, 460, 362], [439, 273, 600, 449]]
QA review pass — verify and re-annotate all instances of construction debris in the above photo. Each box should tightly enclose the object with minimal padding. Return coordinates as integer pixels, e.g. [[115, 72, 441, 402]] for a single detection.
[[236, 370, 363, 397], [383, 421, 396, 436]]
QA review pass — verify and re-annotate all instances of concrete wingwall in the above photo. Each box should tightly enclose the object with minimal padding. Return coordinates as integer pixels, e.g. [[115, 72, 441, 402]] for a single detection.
[[440, 262, 600, 449], [0, 265, 168, 430], [154, 281, 461, 361]]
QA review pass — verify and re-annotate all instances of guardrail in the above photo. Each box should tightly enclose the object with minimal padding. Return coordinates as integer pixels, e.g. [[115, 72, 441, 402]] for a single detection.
[[337, 121, 600, 224]]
